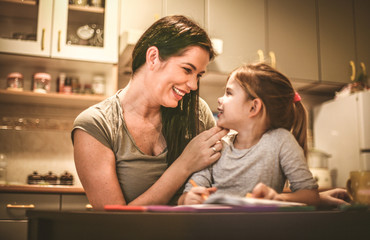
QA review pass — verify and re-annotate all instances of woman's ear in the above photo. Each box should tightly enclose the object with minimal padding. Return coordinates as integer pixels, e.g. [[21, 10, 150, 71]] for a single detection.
[[146, 46, 160, 70], [249, 98, 263, 117]]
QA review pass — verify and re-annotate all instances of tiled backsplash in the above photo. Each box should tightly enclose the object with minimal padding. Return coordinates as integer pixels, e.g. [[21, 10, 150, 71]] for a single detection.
[[0, 102, 84, 186]]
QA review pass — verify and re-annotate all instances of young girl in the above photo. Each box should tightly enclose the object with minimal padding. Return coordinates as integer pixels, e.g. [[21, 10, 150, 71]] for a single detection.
[[178, 63, 320, 206]]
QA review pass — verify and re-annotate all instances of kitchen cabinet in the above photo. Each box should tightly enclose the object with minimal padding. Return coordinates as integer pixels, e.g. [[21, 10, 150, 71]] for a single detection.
[[207, 0, 265, 74], [0, 0, 52, 57], [354, 0, 370, 85], [267, 0, 319, 83], [0, 0, 118, 64], [0, 190, 89, 240], [318, 0, 356, 84], [165, 0, 205, 28], [0, 192, 60, 240]]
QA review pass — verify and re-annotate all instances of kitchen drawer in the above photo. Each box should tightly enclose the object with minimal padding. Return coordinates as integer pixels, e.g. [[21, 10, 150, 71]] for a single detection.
[[60, 194, 90, 211], [0, 220, 27, 240], [0, 193, 60, 220]]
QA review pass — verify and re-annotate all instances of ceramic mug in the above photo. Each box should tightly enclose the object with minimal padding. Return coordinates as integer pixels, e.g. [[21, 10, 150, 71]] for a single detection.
[[346, 171, 370, 205]]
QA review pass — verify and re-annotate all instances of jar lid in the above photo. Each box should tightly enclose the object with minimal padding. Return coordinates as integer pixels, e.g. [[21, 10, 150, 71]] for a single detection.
[[7, 72, 23, 79], [34, 73, 51, 80]]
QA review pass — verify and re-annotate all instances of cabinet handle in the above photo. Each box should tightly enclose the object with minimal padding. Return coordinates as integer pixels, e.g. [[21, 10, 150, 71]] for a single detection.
[[58, 30, 61, 52], [360, 62, 367, 76], [257, 49, 264, 62], [41, 28, 45, 51], [6, 204, 35, 209], [269, 51, 276, 68], [85, 204, 93, 209], [350, 60, 356, 81]]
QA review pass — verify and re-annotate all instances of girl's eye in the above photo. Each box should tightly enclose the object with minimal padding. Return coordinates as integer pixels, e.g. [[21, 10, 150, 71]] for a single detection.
[[183, 68, 192, 74], [197, 74, 203, 80]]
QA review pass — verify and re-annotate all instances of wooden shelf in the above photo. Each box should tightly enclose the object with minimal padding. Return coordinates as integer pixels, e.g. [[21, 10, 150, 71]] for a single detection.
[[0, 0, 36, 6], [68, 4, 104, 14], [0, 89, 105, 108]]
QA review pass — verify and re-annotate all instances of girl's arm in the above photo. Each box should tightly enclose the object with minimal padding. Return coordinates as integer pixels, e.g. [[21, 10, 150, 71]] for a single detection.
[[251, 183, 320, 206], [74, 127, 227, 209]]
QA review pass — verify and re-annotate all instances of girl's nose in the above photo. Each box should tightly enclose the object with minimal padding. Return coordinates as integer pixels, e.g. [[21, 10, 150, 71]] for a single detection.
[[218, 97, 223, 105]]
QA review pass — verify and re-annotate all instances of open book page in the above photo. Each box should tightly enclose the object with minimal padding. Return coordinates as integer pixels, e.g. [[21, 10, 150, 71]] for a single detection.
[[203, 194, 306, 207]]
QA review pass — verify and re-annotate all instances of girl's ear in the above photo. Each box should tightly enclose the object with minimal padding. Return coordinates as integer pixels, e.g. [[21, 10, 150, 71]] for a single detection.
[[146, 46, 160, 70], [249, 98, 263, 117]]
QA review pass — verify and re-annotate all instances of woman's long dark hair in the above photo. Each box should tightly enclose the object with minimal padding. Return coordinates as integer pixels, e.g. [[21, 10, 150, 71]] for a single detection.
[[131, 15, 215, 165]]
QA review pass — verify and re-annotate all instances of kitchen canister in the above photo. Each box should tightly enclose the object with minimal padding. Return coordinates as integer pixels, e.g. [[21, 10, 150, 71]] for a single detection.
[[92, 75, 105, 95], [33, 72, 51, 93], [7, 72, 24, 91]]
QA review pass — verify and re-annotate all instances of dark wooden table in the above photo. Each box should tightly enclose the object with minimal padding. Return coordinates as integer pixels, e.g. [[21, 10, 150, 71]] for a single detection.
[[27, 208, 370, 240]]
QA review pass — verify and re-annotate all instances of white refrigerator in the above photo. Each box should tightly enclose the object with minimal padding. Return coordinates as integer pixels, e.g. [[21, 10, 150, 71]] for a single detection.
[[313, 90, 370, 187]]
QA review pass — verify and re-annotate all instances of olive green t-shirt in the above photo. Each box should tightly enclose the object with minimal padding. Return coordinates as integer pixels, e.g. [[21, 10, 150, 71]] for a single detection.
[[72, 90, 216, 204]]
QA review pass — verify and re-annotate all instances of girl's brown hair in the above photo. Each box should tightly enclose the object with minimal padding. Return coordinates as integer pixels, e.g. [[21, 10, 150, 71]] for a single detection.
[[131, 15, 215, 165], [232, 63, 308, 156]]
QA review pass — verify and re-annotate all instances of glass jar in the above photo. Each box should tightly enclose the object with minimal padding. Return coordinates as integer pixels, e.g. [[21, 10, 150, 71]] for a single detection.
[[33, 72, 51, 93], [7, 72, 24, 91], [0, 154, 7, 185], [92, 75, 105, 95]]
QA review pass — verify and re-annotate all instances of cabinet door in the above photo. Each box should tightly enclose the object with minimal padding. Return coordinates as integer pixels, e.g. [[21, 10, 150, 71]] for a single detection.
[[0, 0, 53, 57], [61, 194, 90, 211], [267, 0, 319, 82], [165, 0, 205, 27], [51, 0, 118, 63], [355, 0, 370, 85], [0, 193, 60, 220], [208, 0, 266, 74], [318, 0, 356, 84]]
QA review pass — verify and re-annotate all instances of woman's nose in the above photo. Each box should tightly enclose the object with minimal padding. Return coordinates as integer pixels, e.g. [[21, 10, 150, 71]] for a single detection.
[[186, 77, 198, 91]]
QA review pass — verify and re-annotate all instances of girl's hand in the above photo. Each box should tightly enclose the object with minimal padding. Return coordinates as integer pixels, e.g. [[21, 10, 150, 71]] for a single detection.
[[251, 183, 282, 201], [183, 187, 217, 205], [179, 127, 229, 174]]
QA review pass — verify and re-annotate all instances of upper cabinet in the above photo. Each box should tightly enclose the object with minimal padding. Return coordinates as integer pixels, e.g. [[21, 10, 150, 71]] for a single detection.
[[0, 0, 118, 64], [207, 0, 265, 74], [318, 0, 356, 84], [267, 0, 319, 83], [354, 0, 370, 84], [0, 0, 53, 57]]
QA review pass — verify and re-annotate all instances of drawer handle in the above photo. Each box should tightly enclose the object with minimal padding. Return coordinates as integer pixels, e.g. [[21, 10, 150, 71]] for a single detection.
[[269, 51, 276, 69], [257, 49, 264, 62], [6, 204, 35, 209], [86, 204, 93, 209], [350, 60, 356, 81]]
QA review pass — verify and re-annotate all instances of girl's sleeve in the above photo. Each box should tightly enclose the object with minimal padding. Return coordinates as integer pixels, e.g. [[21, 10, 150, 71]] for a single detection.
[[183, 167, 213, 193], [279, 132, 318, 192]]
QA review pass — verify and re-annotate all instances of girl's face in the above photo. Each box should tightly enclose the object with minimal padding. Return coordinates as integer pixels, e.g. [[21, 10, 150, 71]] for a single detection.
[[217, 73, 252, 130], [151, 46, 209, 108]]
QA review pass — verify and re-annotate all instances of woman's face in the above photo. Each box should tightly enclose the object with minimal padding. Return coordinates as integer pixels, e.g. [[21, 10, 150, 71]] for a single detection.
[[151, 46, 210, 108], [217, 73, 252, 130]]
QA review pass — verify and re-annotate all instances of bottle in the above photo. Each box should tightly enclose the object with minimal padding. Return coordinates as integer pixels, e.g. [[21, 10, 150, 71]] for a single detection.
[[0, 154, 8, 185], [63, 77, 73, 94], [57, 72, 66, 93]]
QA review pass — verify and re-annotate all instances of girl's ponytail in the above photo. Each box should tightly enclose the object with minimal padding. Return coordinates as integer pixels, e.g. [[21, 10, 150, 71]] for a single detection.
[[292, 100, 308, 157]]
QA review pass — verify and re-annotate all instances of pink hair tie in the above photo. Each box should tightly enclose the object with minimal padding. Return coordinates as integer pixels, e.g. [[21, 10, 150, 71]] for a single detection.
[[294, 92, 301, 103]]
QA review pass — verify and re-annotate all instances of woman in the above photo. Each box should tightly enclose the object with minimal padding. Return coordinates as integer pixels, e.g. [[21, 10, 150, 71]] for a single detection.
[[72, 15, 228, 209]]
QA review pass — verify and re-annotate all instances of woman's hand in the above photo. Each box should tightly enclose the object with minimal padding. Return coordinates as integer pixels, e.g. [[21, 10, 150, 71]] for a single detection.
[[319, 188, 351, 207], [178, 127, 229, 174], [180, 187, 217, 205]]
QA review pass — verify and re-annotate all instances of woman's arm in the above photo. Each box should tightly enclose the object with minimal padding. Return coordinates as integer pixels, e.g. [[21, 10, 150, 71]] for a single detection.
[[74, 127, 228, 209], [251, 183, 320, 206], [74, 129, 125, 210]]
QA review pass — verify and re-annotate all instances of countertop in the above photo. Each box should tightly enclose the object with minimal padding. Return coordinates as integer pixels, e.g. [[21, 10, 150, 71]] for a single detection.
[[0, 184, 85, 194], [27, 209, 370, 240]]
